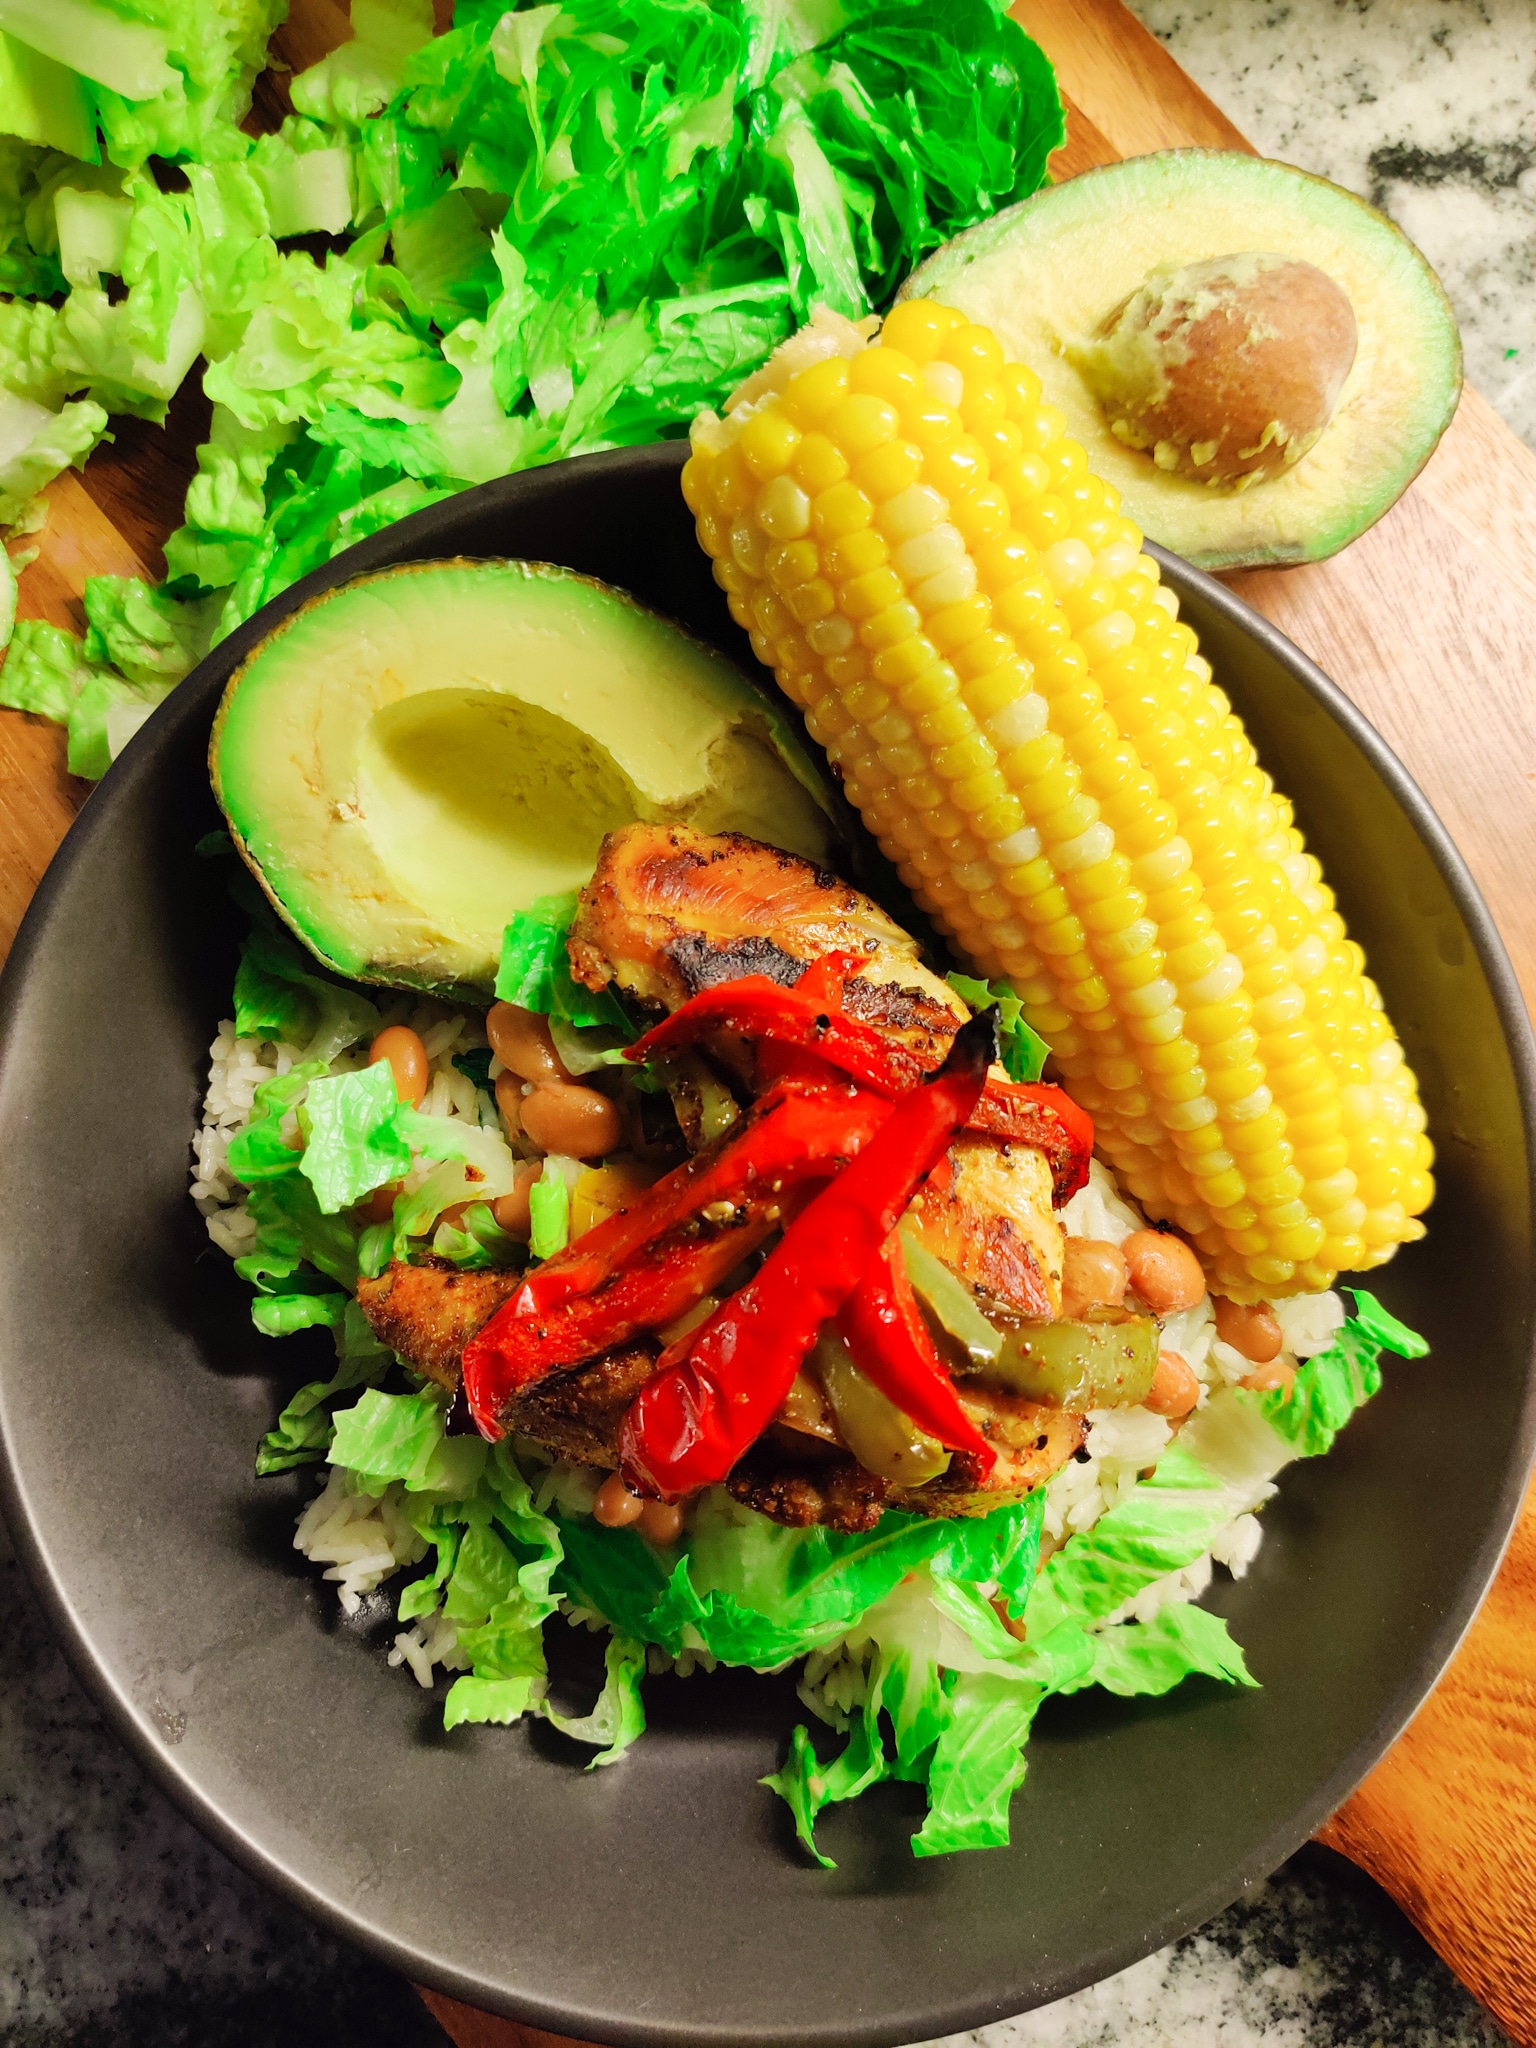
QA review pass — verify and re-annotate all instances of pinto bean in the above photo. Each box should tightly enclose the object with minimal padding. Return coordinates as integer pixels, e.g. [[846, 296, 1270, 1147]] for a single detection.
[[1240, 1358, 1296, 1396], [638, 1499, 685, 1546], [1060, 1238, 1129, 1318], [1213, 1295, 1284, 1363], [486, 1001, 571, 1082], [520, 1079, 622, 1159], [593, 1472, 645, 1528], [368, 1025, 429, 1108], [1122, 1229, 1206, 1314], [1144, 1348, 1200, 1418]]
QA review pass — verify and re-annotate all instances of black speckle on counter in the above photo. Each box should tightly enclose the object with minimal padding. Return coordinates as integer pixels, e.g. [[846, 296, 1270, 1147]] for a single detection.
[[1369, 135, 1536, 206], [0, 1519, 449, 2048]]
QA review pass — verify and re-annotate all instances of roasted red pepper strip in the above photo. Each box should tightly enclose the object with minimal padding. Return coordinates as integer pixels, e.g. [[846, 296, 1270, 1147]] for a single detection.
[[509, 1079, 881, 1320], [626, 967, 1093, 1204], [628, 971, 926, 1094], [617, 1013, 996, 1501], [462, 1082, 891, 1436], [968, 1079, 1094, 1205], [835, 1236, 996, 1472]]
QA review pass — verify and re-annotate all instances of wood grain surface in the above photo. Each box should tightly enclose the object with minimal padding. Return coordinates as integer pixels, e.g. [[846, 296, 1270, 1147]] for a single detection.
[[0, 3, 1532, 2044]]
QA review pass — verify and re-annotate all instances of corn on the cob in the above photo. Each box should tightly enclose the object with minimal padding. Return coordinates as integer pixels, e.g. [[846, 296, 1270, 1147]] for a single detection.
[[681, 300, 1432, 1300]]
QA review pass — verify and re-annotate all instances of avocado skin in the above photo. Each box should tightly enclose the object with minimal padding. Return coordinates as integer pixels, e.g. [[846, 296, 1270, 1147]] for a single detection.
[[901, 150, 1462, 572], [211, 557, 841, 998]]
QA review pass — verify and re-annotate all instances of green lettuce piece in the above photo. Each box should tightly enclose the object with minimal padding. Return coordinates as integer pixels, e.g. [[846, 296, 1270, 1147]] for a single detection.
[[1024, 1442, 1245, 1642], [299, 1060, 412, 1214], [54, 184, 130, 286], [81, 573, 215, 685], [761, 1712, 889, 1868], [0, 34, 95, 160], [328, 1385, 487, 1496], [528, 1172, 569, 1260], [72, 0, 285, 168], [0, 392, 108, 525], [232, 913, 381, 1062], [495, 891, 578, 1011], [162, 408, 295, 590], [542, 1633, 648, 1767], [255, 1299, 392, 1474], [64, 661, 166, 777], [249, 127, 355, 240], [12, 591, 186, 771], [250, 1291, 346, 1338], [910, 1670, 1040, 1858], [0, 616, 82, 721], [442, 1668, 543, 1731], [946, 972, 1050, 1083], [236, 1168, 361, 1297], [1349, 1287, 1430, 1359], [0, 294, 69, 404], [431, 1198, 522, 1271], [1072, 1604, 1258, 1700], [557, 1488, 1044, 1671], [291, 0, 435, 130], [224, 1060, 323, 1184], [1254, 1291, 1427, 1458], [395, 1508, 461, 1624]]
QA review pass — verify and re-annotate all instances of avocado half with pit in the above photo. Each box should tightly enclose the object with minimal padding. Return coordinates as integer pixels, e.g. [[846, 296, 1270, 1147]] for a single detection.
[[211, 558, 839, 996], [901, 150, 1462, 570]]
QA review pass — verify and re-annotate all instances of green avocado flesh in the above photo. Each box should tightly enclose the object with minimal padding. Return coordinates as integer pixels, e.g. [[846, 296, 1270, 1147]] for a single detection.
[[902, 150, 1462, 570], [211, 558, 838, 996]]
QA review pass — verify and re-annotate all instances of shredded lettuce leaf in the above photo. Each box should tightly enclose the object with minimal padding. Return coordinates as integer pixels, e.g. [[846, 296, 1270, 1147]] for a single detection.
[[543, 1633, 648, 1767], [0, 0, 1063, 770], [231, 910, 381, 1063], [299, 1060, 413, 1214], [945, 972, 1050, 1084], [256, 1299, 392, 1474]]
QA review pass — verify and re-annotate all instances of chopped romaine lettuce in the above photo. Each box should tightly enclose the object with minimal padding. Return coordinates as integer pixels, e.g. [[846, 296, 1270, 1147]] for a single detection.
[[945, 971, 1051, 1084], [299, 1060, 412, 1215], [0, 0, 1063, 771]]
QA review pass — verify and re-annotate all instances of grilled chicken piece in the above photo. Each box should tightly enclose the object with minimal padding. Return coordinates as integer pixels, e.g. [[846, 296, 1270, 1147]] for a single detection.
[[890, 1390, 1086, 1518], [908, 1135, 1063, 1320], [727, 1444, 892, 1533], [503, 1347, 655, 1468], [569, 822, 965, 1065], [730, 1389, 1086, 1530], [356, 1258, 522, 1391]]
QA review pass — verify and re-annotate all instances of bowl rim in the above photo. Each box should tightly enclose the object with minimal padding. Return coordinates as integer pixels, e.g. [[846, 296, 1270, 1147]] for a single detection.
[[3, 440, 1535, 2044]]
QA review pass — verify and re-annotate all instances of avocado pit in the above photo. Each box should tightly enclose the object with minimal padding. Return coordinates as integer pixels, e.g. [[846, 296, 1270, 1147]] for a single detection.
[[1076, 252, 1358, 489]]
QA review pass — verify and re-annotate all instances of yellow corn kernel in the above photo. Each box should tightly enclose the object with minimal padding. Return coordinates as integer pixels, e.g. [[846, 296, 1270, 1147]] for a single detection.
[[685, 308, 1433, 1296]]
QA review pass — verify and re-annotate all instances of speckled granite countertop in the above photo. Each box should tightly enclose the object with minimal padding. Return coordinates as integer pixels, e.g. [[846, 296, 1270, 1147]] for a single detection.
[[1124, 0, 1536, 452], [4, 5, 1531, 2046]]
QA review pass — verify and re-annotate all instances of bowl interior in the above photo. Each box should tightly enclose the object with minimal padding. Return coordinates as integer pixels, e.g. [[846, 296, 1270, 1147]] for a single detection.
[[1, 444, 1532, 2048]]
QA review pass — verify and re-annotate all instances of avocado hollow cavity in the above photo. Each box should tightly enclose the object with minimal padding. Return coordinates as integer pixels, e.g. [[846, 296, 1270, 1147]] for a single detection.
[[357, 688, 641, 933], [211, 557, 840, 997]]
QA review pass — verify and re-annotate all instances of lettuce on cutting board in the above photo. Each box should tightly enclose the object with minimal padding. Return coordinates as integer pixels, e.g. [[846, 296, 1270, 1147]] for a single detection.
[[0, 0, 1064, 775]]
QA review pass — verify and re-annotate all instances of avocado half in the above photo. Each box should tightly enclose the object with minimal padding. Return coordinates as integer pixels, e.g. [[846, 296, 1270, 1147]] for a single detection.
[[211, 558, 840, 997], [901, 151, 1462, 571]]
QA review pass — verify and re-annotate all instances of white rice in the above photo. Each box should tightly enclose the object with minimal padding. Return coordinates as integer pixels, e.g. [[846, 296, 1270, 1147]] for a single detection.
[[292, 1466, 428, 1615]]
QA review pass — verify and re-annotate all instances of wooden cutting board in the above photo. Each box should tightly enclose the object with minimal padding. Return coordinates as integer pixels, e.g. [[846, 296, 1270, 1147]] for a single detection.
[[2, 3, 1533, 2042]]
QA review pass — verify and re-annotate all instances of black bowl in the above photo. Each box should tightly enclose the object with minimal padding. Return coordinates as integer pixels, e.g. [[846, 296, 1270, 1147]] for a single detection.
[[2, 444, 1533, 2047]]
